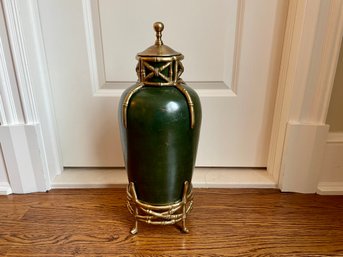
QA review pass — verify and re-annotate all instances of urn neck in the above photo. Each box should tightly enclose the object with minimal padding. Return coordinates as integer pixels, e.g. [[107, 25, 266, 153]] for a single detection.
[[135, 56, 184, 86]]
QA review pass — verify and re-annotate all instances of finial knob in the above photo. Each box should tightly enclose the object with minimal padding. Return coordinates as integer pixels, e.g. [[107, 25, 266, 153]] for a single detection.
[[153, 22, 164, 46]]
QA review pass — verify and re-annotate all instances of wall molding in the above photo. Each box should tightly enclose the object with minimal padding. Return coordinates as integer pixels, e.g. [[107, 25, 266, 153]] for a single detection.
[[2, 0, 38, 123], [0, 1, 24, 125], [317, 132, 343, 194], [0, 0, 64, 192], [0, 97, 6, 125], [268, 0, 343, 193], [317, 182, 343, 195], [82, 0, 244, 98], [327, 132, 343, 143], [0, 31, 17, 124], [267, 0, 301, 183]]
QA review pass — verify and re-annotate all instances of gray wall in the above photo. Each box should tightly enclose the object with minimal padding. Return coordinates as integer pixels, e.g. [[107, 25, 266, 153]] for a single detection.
[[327, 40, 343, 132]]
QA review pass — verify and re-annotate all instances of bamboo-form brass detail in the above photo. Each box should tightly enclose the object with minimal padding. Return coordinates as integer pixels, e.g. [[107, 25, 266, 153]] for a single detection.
[[175, 80, 195, 129], [136, 56, 184, 86], [127, 181, 193, 234], [122, 83, 144, 128]]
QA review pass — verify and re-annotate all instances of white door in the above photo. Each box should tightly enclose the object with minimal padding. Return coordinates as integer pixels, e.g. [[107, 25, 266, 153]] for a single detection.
[[38, 0, 287, 168]]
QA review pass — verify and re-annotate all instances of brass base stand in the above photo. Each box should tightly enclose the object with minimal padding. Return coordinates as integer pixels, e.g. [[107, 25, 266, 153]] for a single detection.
[[127, 181, 193, 234]]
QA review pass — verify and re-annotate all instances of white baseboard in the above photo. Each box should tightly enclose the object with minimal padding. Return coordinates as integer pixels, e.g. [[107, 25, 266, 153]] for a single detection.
[[317, 182, 343, 195], [0, 182, 12, 195], [317, 132, 343, 195], [52, 168, 277, 189], [327, 132, 343, 143]]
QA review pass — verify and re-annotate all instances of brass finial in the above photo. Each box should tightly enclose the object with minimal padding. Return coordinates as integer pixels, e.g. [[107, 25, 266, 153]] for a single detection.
[[154, 22, 164, 46]]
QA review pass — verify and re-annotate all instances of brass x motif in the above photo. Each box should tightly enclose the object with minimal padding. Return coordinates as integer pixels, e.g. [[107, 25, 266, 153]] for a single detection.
[[143, 61, 172, 83]]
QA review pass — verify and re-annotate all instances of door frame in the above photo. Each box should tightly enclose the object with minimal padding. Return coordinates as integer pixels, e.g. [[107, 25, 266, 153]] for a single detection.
[[267, 0, 343, 193], [0, 0, 342, 193]]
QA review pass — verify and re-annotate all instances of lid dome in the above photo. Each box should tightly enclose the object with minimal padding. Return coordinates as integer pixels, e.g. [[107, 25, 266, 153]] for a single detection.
[[137, 22, 182, 57]]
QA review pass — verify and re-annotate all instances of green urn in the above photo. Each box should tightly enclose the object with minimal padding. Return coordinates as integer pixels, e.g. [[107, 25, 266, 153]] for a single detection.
[[119, 22, 201, 234]]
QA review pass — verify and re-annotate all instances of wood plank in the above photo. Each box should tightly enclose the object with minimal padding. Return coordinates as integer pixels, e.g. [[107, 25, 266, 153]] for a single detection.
[[0, 189, 343, 256]]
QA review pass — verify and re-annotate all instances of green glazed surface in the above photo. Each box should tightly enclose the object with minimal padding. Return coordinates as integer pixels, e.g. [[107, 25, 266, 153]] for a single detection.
[[119, 84, 201, 205]]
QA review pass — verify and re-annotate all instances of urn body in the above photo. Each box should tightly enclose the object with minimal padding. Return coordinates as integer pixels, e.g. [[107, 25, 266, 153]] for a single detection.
[[119, 83, 201, 205]]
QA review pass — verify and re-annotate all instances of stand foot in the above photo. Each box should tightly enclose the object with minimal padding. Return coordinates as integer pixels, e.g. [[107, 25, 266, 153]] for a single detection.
[[130, 221, 138, 235], [181, 226, 189, 233]]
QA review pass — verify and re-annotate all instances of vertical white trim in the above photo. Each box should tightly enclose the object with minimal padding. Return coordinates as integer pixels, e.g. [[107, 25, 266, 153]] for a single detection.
[[0, 0, 63, 192], [24, 0, 64, 177], [0, 141, 12, 194], [2, 0, 38, 123], [0, 1, 24, 125], [267, 1, 297, 182], [0, 45, 13, 124], [0, 41, 13, 124], [0, 96, 7, 125], [268, 0, 343, 192], [268, 0, 306, 182]]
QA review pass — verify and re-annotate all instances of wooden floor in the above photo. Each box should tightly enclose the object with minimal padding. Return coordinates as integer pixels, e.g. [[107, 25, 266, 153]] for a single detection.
[[1, 189, 343, 256]]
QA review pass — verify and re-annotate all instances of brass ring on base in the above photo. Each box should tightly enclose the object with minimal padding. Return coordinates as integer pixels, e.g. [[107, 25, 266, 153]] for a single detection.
[[126, 181, 193, 234]]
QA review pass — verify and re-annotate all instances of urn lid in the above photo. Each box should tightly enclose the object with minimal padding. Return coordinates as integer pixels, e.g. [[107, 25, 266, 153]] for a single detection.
[[137, 22, 182, 58], [135, 22, 184, 86]]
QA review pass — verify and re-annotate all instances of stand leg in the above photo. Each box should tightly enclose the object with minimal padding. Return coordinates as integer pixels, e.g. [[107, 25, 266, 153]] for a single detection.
[[129, 182, 139, 235], [181, 181, 189, 233], [131, 215, 138, 235]]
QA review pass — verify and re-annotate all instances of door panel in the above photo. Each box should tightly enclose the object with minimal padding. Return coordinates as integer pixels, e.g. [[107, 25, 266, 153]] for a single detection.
[[38, 0, 287, 167]]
